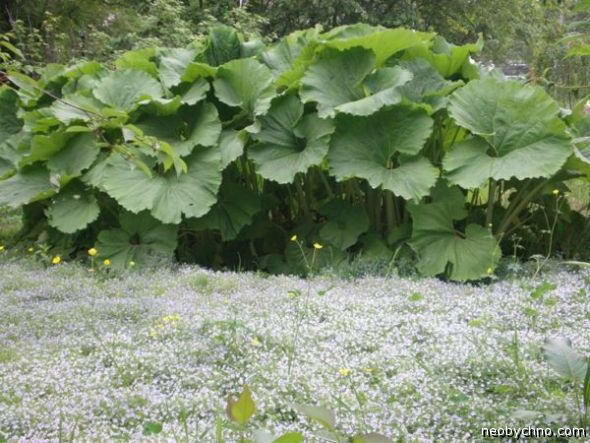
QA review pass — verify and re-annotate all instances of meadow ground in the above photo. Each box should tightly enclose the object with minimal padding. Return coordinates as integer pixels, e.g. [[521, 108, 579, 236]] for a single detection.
[[0, 256, 589, 441]]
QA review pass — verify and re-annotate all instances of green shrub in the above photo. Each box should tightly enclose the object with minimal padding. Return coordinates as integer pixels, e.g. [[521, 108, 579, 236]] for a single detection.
[[0, 24, 589, 280]]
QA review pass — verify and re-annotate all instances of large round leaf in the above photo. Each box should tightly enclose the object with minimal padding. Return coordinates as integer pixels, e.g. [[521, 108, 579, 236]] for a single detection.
[[96, 211, 178, 269], [93, 70, 164, 112], [398, 58, 463, 113], [213, 58, 275, 118], [405, 36, 483, 78], [324, 27, 435, 66], [46, 183, 100, 234], [0, 87, 23, 141], [328, 107, 437, 200], [408, 184, 500, 281], [188, 182, 261, 241], [136, 102, 221, 157], [262, 28, 321, 87], [0, 165, 55, 208], [47, 133, 100, 177], [249, 95, 335, 183], [219, 129, 247, 169], [201, 25, 242, 67], [158, 48, 197, 89], [19, 132, 69, 167], [319, 200, 369, 250], [300, 47, 413, 118], [444, 78, 572, 188], [102, 148, 222, 224]]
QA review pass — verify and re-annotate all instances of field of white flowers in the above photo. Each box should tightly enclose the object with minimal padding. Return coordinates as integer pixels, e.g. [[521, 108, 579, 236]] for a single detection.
[[0, 257, 589, 441]]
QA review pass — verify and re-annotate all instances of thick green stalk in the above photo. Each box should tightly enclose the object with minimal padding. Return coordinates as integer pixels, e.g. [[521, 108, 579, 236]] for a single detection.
[[485, 179, 497, 227], [497, 180, 548, 235], [384, 190, 395, 234], [295, 176, 310, 217]]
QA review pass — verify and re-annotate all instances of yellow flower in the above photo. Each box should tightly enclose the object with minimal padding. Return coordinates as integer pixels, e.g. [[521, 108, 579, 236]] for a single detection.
[[129, 261, 136, 267], [487, 267, 493, 274], [52, 256, 62, 265], [0, 245, 5, 252], [290, 234, 298, 242], [27, 247, 34, 253], [103, 259, 111, 266], [313, 243, 323, 250], [88, 248, 98, 257], [338, 368, 351, 376], [552, 189, 560, 196], [250, 337, 262, 347]]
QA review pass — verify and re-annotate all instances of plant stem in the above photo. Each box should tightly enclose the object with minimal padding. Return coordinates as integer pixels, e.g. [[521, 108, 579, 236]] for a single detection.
[[384, 190, 395, 234], [317, 168, 334, 198], [497, 180, 548, 235], [295, 176, 310, 218], [486, 179, 497, 228]]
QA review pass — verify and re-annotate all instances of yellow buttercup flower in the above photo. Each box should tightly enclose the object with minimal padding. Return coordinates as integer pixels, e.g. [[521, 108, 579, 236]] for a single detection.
[[88, 248, 98, 257], [103, 259, 111, 266], [552, 189, 559, 195], [290, 234, 298, 242], [338, 368, 351, 376], [129, 261, 136, 267], [487, 267, 493, 274], [0, 245, 5, 252], [313, 243, 323, 250], [52, 256, 62, 265], [28, 247, 34, 253]]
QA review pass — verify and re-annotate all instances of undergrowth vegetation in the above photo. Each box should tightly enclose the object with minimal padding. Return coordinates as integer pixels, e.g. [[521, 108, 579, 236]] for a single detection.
[[0, 24, 590, 280], [0, 256, 589, 441]]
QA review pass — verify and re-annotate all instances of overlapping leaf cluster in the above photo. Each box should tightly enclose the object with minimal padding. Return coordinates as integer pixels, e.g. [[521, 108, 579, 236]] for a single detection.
[[0, 24, 587, 280]]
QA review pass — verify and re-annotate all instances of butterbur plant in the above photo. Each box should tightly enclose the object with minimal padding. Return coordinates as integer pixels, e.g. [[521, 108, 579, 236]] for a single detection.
[[0, 24, 589, 280]]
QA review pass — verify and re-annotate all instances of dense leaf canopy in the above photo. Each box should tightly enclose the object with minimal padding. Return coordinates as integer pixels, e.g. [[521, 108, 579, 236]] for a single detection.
[[0, 24, 585, 279]]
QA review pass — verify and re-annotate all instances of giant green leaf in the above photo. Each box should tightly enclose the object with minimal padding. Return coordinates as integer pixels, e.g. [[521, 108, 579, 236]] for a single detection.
[[408, 184, 500, 281], [0, 165, 55, 207], [102, 148, 222, 224], [398, 58, 463, 113], [0, 158, 12, 179], [325, 27, 435, 66], [405, 36, 483, 77], [96, 211, 178, 269], [49, 94, 103, 124], [249, 95, 334, 183], [328, 107, 437, 200], [219, 129, 247, 168], [261, 27, 321, 88], [137, 102, 221, 157], [189, 182, 261, 240], [319, 200, 369, 250], [93, 70, 164, 112], [115, 48, 158, 77], [19, 132, 69, 167], [46, 183, 100, 233], [0, 87, 23, 140], [47, 133, 100, 177], [213, 58, 275, 118], [180, 78, 210, 106], [202, 25, 242, 67], [444, 78, 573, 188], [158, 48, 197, 89], [300, 47, 412, 118]]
